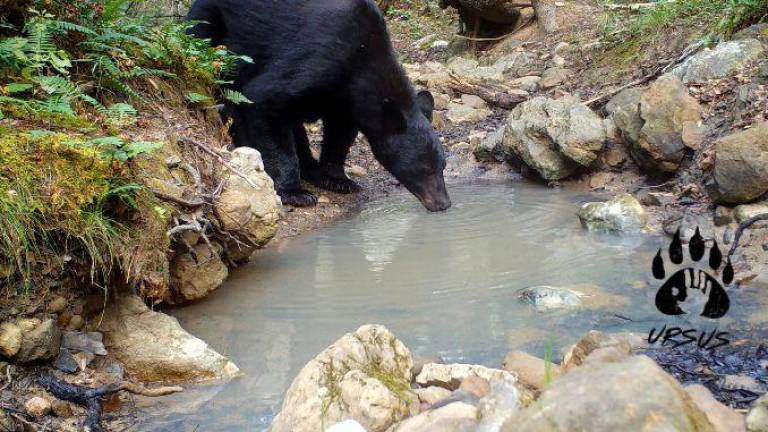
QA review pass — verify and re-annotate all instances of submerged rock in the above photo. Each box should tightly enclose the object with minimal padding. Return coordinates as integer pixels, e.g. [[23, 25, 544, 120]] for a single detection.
[[100, 295, 240, 383], [518, 285, 582, 310], [673, 39, 766, 83], [502, 356, 715, 432], [714, 122, 768, 204], [270, 325, 415, 432], [502, 96, 606, 180], [577, 193, 647, 233]]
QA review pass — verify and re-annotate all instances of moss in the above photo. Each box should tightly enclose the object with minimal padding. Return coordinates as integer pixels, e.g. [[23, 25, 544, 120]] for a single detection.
[[0, 131, 123, 291], [364, 364, 413, 405]]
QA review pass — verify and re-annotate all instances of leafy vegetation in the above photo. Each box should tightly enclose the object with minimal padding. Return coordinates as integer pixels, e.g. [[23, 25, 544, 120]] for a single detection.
[[0, 0, 252, 292]]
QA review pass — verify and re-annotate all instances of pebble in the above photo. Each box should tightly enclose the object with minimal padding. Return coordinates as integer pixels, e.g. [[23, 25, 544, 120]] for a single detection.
[[67, 315, 84, 331], [25, 396, 51, 417], [47, 296, 68, 314]]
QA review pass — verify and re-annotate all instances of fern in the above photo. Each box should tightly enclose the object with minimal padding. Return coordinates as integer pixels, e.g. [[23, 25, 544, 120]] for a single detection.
[[223, 89, 253, 105]]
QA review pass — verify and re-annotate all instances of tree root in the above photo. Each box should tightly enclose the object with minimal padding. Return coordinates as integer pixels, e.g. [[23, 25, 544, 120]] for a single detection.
[[728, 213, 768, 257], [39, 374, 182, 432]]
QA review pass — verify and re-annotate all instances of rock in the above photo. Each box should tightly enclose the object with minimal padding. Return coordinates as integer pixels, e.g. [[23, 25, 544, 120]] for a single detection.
[[432, 110, 447, 130], [447, 57, 504, 86], [518, 285, 582, 310], [588, 171, 613, 189], [431, 40, 450, 50], [47, 296, 68, 313], [502, 351, 559, 391], [61, 331, 107, 356], [747, 394, 768, 432], [388, 402, 478, 432], [169, 242, 229, 303], [714, 123, 768, 204], [493, 52, 540, 78], [327, 420, 368, 432], [561, 331, 631, 372], [685, 384, 746, 432], [473, 127, 505, 162], [510, 76, 541, 92], [0, 321, 22, 358], [67, 315, 84, 331], [721, 374, 767, 394], [446, 103, 491, 124], [637, 191, 675, 207], [477, 374, 524, 431], [577, 193, 647, 233], [634, 74, 704, 174], [413, 356, 443, 377], [553, 42, 571, 55], [581, 345, 630, 366], [606, 87, 645, 144], [539, 67, 572, 89], [25, 396, 51, 418], [459, 375, 490, 398], [548, 54, 566, 68], [214, 147, 281, 250], [271, 325, 414, 432], [345, 164, 368, 178], [51, 400, 73, 418], [15, 319, 61, 363], [715, 206, 734, 226], [602, 146, 627, 168], [502, 96, 606, 180], [415, 363, 522, 393], [503, 356, 715, 432], [673, 39, 766, 83], [460, 94, 487, 109], [100, 295, 240, 383], [415, 386, 452, 406], [734, 203, 768, 228], [54, 349, 79, 374], [432, 93, 451, 111]]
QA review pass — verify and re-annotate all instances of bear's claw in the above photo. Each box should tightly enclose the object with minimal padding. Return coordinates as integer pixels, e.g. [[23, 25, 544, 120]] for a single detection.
[[279, 188, 318, 207]]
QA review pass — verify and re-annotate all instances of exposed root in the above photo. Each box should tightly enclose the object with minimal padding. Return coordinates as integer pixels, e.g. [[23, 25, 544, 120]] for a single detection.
[[728, 213, 768, 257], [39, 374, 182, 432], [178, 137, 258, 189]]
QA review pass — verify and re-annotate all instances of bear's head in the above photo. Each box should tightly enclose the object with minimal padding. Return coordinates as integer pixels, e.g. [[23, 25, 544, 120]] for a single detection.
[[369, 90, 451, 212]]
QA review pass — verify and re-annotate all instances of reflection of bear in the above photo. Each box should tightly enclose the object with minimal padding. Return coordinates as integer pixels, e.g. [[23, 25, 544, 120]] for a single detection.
[[187, 0, 451, 211], [653, 228, 733, 319]]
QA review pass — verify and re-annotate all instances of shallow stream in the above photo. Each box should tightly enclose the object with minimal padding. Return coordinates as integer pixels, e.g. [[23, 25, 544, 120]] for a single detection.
[[140, 181, 758, 431]]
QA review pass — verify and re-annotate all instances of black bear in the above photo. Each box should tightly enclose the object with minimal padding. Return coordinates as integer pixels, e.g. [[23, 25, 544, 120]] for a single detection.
[[187, 0, 452, 211]]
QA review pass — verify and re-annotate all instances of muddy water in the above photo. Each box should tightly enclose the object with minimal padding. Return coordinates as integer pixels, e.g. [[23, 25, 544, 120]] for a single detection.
[[143, 182, 684, 431]]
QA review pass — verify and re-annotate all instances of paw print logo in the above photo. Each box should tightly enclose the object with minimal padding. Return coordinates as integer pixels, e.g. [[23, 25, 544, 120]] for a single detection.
[[652, 228, 734, 319]]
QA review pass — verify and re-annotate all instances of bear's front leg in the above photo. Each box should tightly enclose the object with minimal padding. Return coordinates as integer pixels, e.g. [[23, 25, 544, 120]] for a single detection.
[[300, 115, 361, 194], [241, 113, 317, 207]]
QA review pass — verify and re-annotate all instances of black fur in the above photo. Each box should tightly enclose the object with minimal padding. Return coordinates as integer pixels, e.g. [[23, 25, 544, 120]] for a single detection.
[[187, 0, 451, 211]]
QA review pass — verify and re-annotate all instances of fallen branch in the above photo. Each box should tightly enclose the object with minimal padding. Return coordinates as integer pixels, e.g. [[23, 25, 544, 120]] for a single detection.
[[179, 137, 259, 190], [39, 374, 182, 432], [586, 41, 703, 108], [447, 73, 528, 109], [728, 213, 768, 257]]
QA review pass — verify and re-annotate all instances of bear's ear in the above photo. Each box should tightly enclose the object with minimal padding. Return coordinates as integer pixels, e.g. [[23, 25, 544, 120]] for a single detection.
[[382, 98, 407, 134], [416, 90, 434, 121]]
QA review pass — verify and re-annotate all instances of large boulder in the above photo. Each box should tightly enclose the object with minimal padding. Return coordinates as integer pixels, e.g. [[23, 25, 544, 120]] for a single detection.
[[577, 193, 648, 233], [214, 147, 281, 257], [747, 393, 768, 432], [502, 96, 607, 180], [714, 123, 768, 204], [169, 242, 229, 303], [502, 356, 716, 432], [270, 325, 416, 432], [685, 384, 745, 432], [99, 295, 240, 383], [608, 76, 704, 174], [673, 39, 766, 83]]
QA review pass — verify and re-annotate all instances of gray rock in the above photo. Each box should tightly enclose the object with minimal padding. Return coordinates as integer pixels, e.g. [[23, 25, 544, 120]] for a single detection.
[[672, 39, 766, 83], [606, 86, 645, 143], [447, 57, 504, 86], [510, 76, 541, 92], [747, 393, 768, 432], [389, 402, 478, 432], [54, 349, 79, 374], [416, 363, 523, 394], [502, 96, 606, 180], [518, 286, 583, 310], [446, 103, 491, 124], [714, 206, 734, 226], [502, 356, 715, 432], [15, 319, 61, 363], [714, 123, 768, 204], [477, 374, 524, 432], [473, 127, 505, 162], [493, 52, 540, 78], [577, 193, 648, 233], [61, 331, 107, 356], [539, 67, 572, 89]]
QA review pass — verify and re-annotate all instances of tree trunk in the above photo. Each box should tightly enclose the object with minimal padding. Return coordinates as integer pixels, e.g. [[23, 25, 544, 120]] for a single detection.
[[531, 0, 558, 34]]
